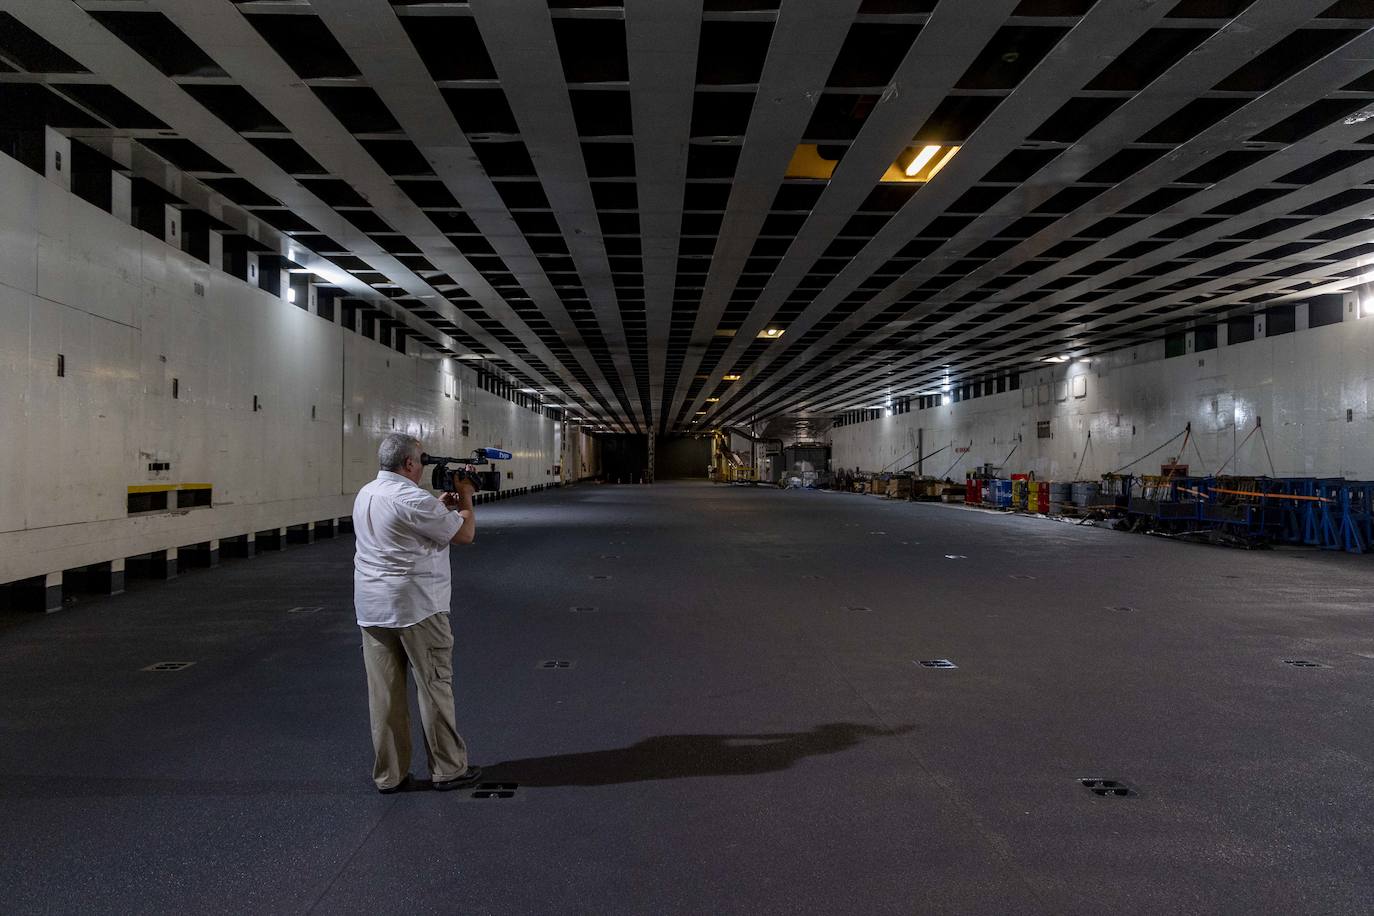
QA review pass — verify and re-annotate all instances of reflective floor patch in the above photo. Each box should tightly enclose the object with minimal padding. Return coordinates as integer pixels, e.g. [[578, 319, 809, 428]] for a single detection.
[[1105, 605, 1137, 612], [588, 574, 612, 580], [844, 606, 873, 613], [569, 606, 598, 613], [944, 555, 968, 559], [141, 661, 195, 672], [536, 660, 575, 669], [471, 782, 520, 800], [916, 659, 957, 669], [1010, 574, 1036, 580], [1283, 659, 1327, 668], [287, 606, 323, 615]]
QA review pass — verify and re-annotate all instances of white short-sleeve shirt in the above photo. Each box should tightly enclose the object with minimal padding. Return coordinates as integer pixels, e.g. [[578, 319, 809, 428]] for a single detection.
[[352, 470, 463, 628]]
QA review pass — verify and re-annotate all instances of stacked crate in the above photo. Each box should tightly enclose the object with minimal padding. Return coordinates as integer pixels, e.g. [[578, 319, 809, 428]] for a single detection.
[[1048, 482, 1073, 513]]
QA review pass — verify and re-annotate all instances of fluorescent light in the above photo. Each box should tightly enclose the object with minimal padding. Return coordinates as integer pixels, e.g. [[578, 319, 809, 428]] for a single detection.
[[705, 397, 719, 403], [757, 327, 785, 339], [723, 374, 742, 381], [927, 146, 959, 179], [904, 145, 941, 177], [1043, 355, 1069, 363]]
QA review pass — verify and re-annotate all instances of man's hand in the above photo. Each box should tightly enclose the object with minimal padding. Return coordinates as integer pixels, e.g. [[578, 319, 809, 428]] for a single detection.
[[441, 478, 477, 510]]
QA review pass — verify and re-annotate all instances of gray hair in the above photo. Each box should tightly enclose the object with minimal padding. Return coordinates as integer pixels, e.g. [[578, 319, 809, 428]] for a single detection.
[[378, 433, 422, 471]]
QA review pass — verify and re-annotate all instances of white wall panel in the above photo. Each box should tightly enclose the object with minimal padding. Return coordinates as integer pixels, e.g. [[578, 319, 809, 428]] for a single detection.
[[0, 153, 593, 586], [834, 315, 1374, 482]]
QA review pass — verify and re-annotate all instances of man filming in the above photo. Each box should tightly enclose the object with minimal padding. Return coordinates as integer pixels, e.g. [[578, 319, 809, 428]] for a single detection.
[[352, 432, 482, 794]]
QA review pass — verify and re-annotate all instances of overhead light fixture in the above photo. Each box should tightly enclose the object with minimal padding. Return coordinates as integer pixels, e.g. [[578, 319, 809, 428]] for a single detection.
[[1043, 355, 1070, 363], [900, 144, 941, 177], [696, 410, 707, 415], [757, 327, 785, 339], [885, 144, 960, 183], [723, 374, 742, 381], [706, 397, 719, 402]]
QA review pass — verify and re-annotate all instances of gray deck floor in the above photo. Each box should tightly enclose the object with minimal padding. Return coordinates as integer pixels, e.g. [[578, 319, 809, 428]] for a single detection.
[[3, 481, 1373, 914]]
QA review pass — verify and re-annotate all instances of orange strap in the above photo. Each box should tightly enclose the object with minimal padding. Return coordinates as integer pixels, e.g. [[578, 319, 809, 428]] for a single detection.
[[1177, 485, 1332, 504]]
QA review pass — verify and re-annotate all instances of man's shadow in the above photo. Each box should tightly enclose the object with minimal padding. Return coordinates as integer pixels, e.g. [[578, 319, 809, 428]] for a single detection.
[[484, 722, 913, 788]]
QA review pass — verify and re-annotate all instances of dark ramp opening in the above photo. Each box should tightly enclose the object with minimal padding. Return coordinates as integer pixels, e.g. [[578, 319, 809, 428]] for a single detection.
[[656, 434, 712, 479]]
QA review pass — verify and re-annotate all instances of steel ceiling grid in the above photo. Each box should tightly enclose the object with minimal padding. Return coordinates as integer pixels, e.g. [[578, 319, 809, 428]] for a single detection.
[[11, 0, 1374, 432], [471, 0, 643, 431], [668, 0, 1025, 428], [134, 0, 621, 426], [36, 1, 603, 411], [688, 0, 1174, 427], [4, 0, 498, 368], [626, 0, 702, 434], [700, 0, 1294, 423], [781, 205, 1374, 415], [708, 0, 1372, 426], [666, 0, 863, 434], [862, 4, 1361, 338], [307, 0, 626, 427], [771, 62, 1374, 419]]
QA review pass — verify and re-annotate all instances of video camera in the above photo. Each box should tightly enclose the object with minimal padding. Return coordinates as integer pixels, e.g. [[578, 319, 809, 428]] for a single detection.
[[421, 447, 512, 494]]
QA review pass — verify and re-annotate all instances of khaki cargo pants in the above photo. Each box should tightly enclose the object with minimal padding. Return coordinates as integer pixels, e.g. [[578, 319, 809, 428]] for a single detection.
[[360, 611, 469, 790]]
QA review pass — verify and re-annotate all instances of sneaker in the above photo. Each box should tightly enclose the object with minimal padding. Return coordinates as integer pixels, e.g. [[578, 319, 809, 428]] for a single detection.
[[432, 766, 483, 791]]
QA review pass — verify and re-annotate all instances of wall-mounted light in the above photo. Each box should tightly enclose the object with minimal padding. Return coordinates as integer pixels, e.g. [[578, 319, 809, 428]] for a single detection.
[[287, 288, 296, 303]]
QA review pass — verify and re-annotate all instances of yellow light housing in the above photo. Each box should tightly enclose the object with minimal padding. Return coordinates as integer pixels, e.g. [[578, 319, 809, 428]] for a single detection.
[[705, 397, 719, 403], [723, 373, 742, 381], [757, 327, 785, 339]]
